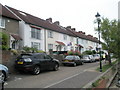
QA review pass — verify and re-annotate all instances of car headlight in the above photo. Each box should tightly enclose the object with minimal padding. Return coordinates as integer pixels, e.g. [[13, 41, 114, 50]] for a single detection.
[[24, 58, 32, 62]]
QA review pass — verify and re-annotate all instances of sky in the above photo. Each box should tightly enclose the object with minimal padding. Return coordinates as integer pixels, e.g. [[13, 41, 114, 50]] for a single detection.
[[1, 0, 119, 37]]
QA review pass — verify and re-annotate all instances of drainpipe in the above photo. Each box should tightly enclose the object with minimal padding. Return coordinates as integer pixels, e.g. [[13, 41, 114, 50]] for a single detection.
[[44, 29, 46, 52]]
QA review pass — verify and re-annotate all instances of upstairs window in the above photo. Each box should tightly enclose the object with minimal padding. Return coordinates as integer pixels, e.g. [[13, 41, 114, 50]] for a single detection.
[[63, 34, 67, 40], [31, 28, 41, 39], [48, 31, 53, 38], [0, 18, 5, 28]]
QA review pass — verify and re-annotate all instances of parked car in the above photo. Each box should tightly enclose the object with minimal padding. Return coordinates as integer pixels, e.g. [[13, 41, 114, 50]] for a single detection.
[[93, 54, 100, 61], [62, 55, 84, 66], [0, 64, 9, 83], [81, 55, 95, 63], [15, 53, 60, 75]]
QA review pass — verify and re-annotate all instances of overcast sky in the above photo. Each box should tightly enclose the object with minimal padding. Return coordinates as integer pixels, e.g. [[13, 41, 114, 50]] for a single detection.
[[1, 0, 119, 37]]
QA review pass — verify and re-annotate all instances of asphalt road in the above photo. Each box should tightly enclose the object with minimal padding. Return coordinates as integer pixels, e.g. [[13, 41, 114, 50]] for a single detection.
[[4, 61, 102, 88]]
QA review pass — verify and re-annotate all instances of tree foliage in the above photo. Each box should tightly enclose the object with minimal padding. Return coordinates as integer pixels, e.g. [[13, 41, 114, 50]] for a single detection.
[[0, 32, 9, 50], [98, 18, 118, 65]]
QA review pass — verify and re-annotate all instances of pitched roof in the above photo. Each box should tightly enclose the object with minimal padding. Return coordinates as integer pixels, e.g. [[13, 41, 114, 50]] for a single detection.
[[11, 34, 22, 40], [0, 4, 20, 21], [6, 5, 99, 43], [6, 6, 76, 37]]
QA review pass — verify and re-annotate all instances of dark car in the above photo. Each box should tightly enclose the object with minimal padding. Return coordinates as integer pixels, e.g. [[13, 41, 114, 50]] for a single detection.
[[15, 53, 60, 75], [62, 55, 84, 66]]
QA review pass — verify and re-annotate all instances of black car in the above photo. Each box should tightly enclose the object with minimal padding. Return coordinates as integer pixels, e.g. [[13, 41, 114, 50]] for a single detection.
[[62, 55, 84, 66], [15, 53, 60, 75]]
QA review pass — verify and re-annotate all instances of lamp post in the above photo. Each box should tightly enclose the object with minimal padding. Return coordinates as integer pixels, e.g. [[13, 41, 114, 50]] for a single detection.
[[95, 12, 102, 72]]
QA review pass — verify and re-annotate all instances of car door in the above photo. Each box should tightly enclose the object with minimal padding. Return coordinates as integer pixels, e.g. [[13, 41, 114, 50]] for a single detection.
[[34, 54, 46, 70], [43, 55, 53, 69], [76, 56, 81, 64], [74, 56, 79, 64]]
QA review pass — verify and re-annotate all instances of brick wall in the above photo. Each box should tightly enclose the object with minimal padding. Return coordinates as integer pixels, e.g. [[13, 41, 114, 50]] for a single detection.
[[0, 50, 18, 73]]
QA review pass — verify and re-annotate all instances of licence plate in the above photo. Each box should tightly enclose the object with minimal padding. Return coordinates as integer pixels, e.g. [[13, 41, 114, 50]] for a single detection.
[[17, 62, 23, 64], [64, 60, 68, 62]]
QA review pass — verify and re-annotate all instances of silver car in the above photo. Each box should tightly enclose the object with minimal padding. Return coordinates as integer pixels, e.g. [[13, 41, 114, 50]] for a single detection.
[[81, 55, 95, 63], [0, 64, 9, 83]]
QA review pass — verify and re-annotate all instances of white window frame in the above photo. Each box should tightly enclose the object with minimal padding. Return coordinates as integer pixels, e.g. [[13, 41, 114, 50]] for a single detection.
[[0, 17, 5, 28], [31, 42, 41, 50], [31, 28, 41, 39], [48, 44, 53, 50], [48, 31, 53, 38], [63, 34, 67, 40]]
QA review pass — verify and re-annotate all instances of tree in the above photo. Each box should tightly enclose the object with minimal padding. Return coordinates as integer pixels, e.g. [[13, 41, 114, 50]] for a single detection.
[[0, 32, 9, 50], [99, 18, 118, 65]]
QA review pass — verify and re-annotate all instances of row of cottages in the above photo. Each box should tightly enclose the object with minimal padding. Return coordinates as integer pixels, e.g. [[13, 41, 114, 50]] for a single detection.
[[0, 4, 99, 53]]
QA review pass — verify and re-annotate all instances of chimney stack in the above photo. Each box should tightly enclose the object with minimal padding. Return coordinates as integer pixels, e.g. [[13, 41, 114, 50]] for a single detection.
[[82, 32, 85, 34], [53, 21, 60, 25], [78, 31, 82, 33], [66, 26, 71, 29], [71, 28, 76, 31], [46, 18, 52, 22]]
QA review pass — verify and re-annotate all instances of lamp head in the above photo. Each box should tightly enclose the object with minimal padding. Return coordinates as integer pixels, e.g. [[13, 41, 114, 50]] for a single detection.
[[95, 12, 101, 18]]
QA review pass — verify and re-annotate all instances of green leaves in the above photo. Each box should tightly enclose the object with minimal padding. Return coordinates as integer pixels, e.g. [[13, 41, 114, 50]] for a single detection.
[[0, 32, 9, 50], [97, 17, 119, 60]]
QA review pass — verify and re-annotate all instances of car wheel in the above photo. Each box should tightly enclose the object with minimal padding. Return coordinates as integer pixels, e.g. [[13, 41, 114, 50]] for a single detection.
[[32, 66, 40, 75], [73, 63, 77, 67], [53, 63, 59, 71], [0, 71, 6, 83], [81, 61, 84, 65]]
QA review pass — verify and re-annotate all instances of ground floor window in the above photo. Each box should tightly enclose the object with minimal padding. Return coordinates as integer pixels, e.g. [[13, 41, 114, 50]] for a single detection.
[[48, 44, 53, 50], [31, 42, 41, 50]]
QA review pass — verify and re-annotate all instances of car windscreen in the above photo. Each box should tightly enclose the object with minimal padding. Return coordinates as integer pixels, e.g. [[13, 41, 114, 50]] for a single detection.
[[65, 56, 74, 60]]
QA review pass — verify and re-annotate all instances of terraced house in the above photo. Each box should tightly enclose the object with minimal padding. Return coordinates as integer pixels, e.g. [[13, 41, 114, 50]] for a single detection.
[[2, 4, 99, 53], [0, 4, 22, 50]]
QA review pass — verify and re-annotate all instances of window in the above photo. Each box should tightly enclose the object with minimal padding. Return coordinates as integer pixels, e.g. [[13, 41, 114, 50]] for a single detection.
[[31, 28, 41, 39], [48, 31, 53, 38], [48, 44, 53, 50], [44, 55, 51, 59], [0, 18, 5, 28], [70, 37, 73, 42], [31, 42, 41, 50], [63, 34, 67, 40]]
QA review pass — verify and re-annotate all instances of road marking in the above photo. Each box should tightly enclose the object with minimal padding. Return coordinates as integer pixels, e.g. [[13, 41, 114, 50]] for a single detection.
[[4, 82, 8, 85], [14, 77, 22, 81], [44, 70, 85, 88]]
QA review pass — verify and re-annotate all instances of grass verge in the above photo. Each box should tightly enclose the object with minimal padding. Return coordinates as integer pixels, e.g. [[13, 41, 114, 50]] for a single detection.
[[96, 59, 118, 72]]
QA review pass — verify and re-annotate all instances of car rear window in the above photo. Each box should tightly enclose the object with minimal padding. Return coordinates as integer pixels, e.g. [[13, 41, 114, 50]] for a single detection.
[[19, 54, 32, 58], [65, 56, 74, 60], [83, 55, 89, 59]]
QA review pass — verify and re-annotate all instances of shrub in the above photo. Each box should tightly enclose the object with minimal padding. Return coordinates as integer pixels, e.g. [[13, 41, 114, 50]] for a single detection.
[[82, 50, 93, 55], [67, 50, 74, 55], [36, 50, 45, 53], [11, 49, 18, 55], [74, 51, 81, 56], [0, 45, 8, 50], [67, 50, 81, 56]]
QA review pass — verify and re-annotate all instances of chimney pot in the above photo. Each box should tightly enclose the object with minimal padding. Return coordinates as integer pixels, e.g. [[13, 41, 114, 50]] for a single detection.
[[71, 28, 76, 31]]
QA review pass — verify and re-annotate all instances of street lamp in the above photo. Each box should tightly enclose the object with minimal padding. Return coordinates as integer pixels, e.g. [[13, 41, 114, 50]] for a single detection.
[[95, 12, 102, 72]]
